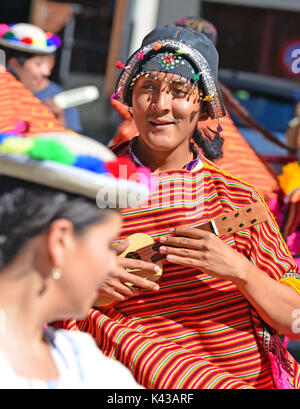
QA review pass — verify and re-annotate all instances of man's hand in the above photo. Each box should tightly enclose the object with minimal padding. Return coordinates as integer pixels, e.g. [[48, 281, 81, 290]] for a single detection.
[[97, 240, 160, 305]]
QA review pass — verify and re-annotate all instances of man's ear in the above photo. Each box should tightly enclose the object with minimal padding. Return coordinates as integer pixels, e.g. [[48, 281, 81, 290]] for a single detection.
[[198, 110, 209, 122], [198, 103, 209, 122]]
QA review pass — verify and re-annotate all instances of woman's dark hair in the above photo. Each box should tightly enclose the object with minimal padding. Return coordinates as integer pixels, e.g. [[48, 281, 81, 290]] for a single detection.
[[0, 176, 112, 269]]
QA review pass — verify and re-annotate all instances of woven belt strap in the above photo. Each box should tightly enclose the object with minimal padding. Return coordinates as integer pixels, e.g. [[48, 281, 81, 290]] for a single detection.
[[125, 201, 269, 263]]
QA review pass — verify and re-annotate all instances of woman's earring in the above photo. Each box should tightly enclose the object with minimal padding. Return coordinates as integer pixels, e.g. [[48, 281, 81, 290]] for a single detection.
[[51, 267, 63, 281]]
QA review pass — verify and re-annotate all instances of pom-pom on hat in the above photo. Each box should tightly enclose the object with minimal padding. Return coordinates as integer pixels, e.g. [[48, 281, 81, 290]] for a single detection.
[[0, 132, 151, 208], [114, 25, 226, 120], [0, 23, 61, 54]]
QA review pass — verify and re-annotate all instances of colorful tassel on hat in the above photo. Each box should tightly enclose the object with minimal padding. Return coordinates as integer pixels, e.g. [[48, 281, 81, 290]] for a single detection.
[[136, 50, 144, 60], [175, 49, 187, 55], [115, 60, 128, 70], [192, 73, 201, 83], [111, 89, 121, 100], [153, 42, 163, 51], [217, 120, 223, 132]]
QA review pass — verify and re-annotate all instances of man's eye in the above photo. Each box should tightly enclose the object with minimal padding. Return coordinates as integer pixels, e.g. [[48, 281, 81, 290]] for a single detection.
[[173, 88, 187, 96], [141, 83, 154, 90]]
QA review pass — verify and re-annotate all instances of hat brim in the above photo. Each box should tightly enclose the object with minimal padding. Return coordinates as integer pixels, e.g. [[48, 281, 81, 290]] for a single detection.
[[0, 154, 150, 208], [0, 38, 57, 55], [116, 39, 226, 119]]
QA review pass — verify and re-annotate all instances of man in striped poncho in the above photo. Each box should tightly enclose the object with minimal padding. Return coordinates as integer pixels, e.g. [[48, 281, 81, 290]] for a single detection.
[[56, 25, 300, 389]]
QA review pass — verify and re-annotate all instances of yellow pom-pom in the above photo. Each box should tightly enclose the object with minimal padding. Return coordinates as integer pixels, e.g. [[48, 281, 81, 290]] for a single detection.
[[278, 161, 300, 195], [33, 37, 46, 48], [0, 137, 34, 154]]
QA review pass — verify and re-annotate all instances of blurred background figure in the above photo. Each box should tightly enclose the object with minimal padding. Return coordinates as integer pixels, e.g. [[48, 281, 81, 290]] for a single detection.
[[0, 22, 82, 132], [286, 102, 300, 154]]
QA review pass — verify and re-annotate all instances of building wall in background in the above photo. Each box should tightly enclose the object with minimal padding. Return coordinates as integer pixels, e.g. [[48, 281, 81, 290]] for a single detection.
[[201, 1, 300, 81], [156, 0, 200, 26]]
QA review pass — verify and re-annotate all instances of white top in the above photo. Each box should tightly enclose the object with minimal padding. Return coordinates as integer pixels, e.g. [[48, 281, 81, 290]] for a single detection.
[[0, 328, 142, 389]]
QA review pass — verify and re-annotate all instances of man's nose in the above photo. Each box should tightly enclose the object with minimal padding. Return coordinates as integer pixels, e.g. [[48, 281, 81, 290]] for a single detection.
[[151, 89, 171, 113]]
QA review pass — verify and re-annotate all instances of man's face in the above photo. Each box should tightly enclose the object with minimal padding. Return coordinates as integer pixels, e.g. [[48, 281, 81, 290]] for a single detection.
[[131, 71, 204, 153], [10, 55, 54, 92]]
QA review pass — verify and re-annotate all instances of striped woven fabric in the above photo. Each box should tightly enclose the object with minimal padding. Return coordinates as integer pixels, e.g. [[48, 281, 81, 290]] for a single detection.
[[56, 154, 300, 389], [110, 99, 279, 202], [0, 69, 67, 136]]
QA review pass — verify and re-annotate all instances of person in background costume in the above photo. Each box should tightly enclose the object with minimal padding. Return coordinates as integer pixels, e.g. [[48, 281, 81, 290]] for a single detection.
[[0, 130, 156, 388], [57, 25, 300, 389], [0, 23, 82, 133]]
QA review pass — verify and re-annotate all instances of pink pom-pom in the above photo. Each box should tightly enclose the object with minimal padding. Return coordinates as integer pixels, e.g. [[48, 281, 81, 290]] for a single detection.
[[0, 24, 10, 37], [9, 120, 29, 135]]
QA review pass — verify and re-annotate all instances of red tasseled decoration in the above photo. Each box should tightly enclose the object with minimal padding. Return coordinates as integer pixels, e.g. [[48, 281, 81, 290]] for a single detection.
[[269, 333, 294, 377], [115, 60, 127, 69], [21, 37, 33, 44], [105, 156, 138, 179], [136, 50, 144, 60]]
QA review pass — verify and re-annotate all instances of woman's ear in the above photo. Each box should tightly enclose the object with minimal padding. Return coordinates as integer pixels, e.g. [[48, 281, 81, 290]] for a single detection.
[[46, 219, 76, 269]]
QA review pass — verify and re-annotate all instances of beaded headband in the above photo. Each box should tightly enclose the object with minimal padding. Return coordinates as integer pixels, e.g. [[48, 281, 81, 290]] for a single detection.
[[114, 39, 226, 120]]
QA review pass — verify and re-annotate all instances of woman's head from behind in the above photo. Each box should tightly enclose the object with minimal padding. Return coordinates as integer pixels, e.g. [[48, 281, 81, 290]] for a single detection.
[[0, 176, 121, 320], [0, 131, 150, 321]]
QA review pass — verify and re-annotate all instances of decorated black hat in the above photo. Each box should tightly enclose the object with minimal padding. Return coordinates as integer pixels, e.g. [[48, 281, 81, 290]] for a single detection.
[[114, 25, 226, 120]]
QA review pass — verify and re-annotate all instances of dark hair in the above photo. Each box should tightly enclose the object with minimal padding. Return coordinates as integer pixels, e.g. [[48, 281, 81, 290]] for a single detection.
[[192, 127, 224, 161], [0, 177, 112, 269], [2, 45, 47, 66]]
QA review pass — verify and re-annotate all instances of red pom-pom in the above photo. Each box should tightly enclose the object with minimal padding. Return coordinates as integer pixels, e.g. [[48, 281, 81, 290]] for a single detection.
[[105, 156, 138, 179], [21, 37, 33, 45], [115, 60, 127, 69]]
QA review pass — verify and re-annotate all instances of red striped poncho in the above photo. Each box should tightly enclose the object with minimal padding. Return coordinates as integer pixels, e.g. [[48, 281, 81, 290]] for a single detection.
[[56, 149, 300, 389]]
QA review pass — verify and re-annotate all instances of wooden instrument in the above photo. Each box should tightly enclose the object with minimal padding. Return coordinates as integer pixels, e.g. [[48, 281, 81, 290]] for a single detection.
[[95, 202, 268, 306]]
